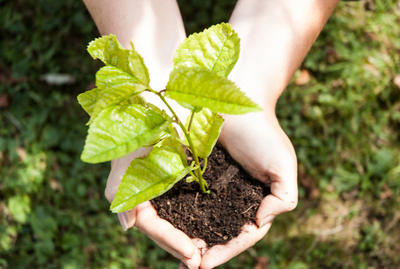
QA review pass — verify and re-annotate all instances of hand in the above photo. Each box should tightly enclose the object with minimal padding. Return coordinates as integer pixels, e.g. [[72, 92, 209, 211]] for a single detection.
[[194, 110, 298, 269], [105, 147, 202, 269]]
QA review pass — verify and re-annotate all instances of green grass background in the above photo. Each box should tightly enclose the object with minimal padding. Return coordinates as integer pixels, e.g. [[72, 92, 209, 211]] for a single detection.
[[1, 0, 400, 268]]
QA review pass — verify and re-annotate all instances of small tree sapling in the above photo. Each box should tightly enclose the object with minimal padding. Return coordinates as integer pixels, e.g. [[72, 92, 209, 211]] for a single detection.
[[78, 23, 262, 213]]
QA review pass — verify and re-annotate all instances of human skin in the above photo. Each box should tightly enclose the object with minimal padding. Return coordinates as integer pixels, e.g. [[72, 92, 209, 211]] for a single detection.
[[197, 1, 340, 268], [82, 0, 340, 268]]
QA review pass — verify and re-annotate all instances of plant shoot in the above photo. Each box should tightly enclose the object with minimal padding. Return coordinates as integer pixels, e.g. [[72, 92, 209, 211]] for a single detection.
[[77, 23, 262, 213]]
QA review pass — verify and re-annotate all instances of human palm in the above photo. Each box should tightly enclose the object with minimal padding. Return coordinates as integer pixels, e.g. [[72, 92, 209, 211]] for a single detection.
[[178, 111, 298, 269], [105, 147, 203, 268], [106, 110, 297, 269]]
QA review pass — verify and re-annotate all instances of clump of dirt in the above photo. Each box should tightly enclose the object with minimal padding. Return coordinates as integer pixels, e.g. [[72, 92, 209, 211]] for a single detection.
[[151, 145, 270, 247]]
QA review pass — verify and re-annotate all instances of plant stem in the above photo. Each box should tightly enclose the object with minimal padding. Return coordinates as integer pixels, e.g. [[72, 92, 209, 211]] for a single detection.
[[201, 158, 208, 174], [149, 89, 209, 193], [187, 110, 195, 132]]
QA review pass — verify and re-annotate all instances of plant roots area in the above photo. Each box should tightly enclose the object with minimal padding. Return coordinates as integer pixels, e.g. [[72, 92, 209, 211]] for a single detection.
[[152, 146, 270, 247]]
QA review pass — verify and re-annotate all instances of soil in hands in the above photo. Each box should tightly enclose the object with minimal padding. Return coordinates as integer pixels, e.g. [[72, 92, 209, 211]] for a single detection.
[[151, 145, 271, 247]]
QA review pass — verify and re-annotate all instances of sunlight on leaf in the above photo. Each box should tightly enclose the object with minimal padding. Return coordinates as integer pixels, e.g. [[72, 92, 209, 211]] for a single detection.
[[185, 108, 224, 158], [81, 104, 172, 163], [173, 23, 240, 78], [166, 67, 261, 114], [88, 34, 150, 85], [110, 146, 191, 213]]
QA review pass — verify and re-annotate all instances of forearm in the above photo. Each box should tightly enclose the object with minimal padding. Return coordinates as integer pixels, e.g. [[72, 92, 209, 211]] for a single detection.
[[83, 0, 186, 113], [229, 0, 340, 114]]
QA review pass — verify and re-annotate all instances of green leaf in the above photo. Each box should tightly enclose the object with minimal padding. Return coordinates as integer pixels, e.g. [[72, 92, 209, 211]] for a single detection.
[[85, 35, 151, 123], [144, 104, 187, 145], [88, 34, 150, 85], [128, 41, 150, 86], [78, 89, 145, 118], [88, 34, 127, 67], [180, 103, 202, 113], [156, 134, 187, 166], [185, 108, 224, 158], [146, 102, 165, 116], [185, 176, 197, 183], [122, 94, 147, 106], [166, 67, 262, 114], [77, 88, 101, 116], [87, 66, 149, 123], [81, 104, 172, 163], [84, 92, 146, 125], [96, 66, 147, 98], [110, 146, 191, 213], [141, 103, 177, 147], [173, 23, 240, 77]]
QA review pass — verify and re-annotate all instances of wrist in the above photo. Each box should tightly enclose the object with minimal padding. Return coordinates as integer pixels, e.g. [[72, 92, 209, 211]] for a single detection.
[[219, 109, 279, 146]]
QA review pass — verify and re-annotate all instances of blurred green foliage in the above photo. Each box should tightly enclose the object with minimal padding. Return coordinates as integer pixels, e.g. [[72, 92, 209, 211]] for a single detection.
[[1, 0, 400, 268], [279, 1, 400, 199]]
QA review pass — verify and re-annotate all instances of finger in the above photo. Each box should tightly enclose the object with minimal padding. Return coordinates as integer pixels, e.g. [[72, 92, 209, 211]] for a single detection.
[[135, 202, 198, 259], [117, 208, 136, 231], [179, 261, 189, 269], [106, 148, 153, 231], [200, 223, 271, 269], [256, 171, 298, 228], [105, 147, 152, 203], [179, 238, 207, 269], [191, 238, 208, 256], [179, 260, 199, 269], [152, 238, 201, 269]]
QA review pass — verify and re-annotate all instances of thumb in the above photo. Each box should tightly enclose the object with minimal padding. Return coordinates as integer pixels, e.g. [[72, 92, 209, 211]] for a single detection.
[[256, 172, 298, 228], [106, 148, 152, 231], [117, 208, 137, 231]]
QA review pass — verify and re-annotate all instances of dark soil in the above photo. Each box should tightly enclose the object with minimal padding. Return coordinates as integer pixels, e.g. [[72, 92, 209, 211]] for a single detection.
[[151, 145, 270, 247]]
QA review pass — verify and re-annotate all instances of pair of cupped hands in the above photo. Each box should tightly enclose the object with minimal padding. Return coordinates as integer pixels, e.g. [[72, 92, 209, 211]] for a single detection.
[[105, 103, 298, 268]]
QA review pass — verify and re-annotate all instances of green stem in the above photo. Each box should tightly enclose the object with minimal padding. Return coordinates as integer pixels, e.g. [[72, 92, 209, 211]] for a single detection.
[[187, 110, 195, 132], [201, 158, 208, 174], [189, 170, 198, 180], [149, 89, 209, 193]]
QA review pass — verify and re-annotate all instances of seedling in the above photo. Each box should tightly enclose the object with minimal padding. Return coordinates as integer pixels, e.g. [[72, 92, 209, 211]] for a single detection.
[[78, 23, 261, 213]]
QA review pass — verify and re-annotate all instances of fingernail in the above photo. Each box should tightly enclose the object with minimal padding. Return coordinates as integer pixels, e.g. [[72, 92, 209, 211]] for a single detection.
[[260, 215, 275, 228], [117, 212, 129, 231], [181, 260, 197, 269]]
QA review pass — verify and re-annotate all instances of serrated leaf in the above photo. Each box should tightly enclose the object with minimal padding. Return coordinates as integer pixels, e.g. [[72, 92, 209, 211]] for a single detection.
[[179, 102, 202, 113], [77, 88, 101, 116], [88, 34, 127, 67], [141, 103, 176, 147], [185, 108, 224, 158], [79, 90, 146, 124], [173, 23, 240, 77], [146, 103, 164, 115], [88, 34, 150, 85], [86, 66, 149, 124], [110, 146, 191, 213], [81, 104, 172, 163], [156, 135, 187, 166], [166, 67, 262, 114], [122, 94, 147, 106], [128, 41, 150, 86], [85, 35, 151, 123], [96, 66, 147, 98]]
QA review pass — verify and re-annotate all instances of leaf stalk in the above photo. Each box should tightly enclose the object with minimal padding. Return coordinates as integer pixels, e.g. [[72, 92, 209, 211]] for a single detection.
[[149, 89, 209, 194], [187, 110, 195, 132]]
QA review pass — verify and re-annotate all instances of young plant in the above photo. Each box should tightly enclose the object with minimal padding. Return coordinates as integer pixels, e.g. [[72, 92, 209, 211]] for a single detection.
[[78, 23, 262, 213]]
